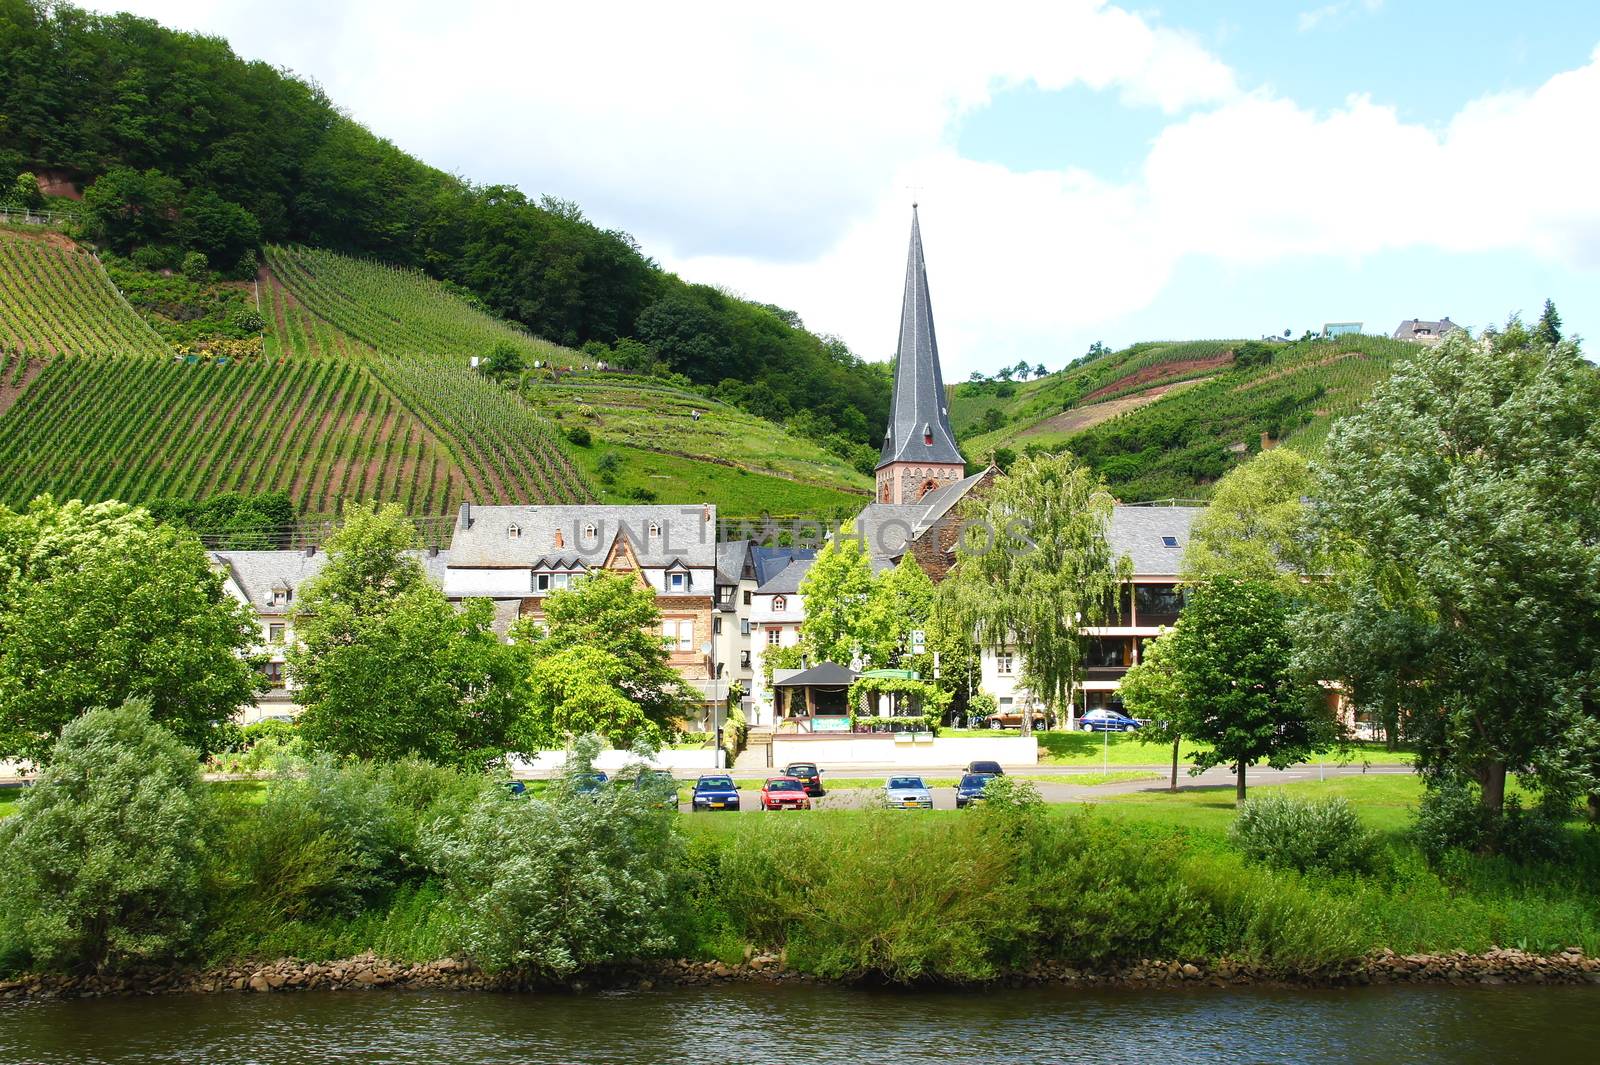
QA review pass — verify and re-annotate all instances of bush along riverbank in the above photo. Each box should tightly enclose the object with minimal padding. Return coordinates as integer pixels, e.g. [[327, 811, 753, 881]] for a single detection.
[[4, 706, 1600, 997]]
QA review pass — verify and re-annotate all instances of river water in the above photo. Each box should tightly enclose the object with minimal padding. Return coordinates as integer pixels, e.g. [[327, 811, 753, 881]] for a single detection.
[[2, 983, 1595, 1064]]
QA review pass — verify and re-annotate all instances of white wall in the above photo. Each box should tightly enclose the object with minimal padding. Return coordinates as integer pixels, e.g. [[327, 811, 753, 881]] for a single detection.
[[445, 568, 529, 598], [509, 748, 722, 775], [770, 735, 1037, 767]]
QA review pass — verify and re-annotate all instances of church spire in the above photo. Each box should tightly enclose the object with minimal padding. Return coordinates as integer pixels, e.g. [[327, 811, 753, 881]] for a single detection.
[[875, 205, 965, 503]]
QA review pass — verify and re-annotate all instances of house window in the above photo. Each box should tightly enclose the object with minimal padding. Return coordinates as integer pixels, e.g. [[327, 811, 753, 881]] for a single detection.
[[1135, 583, 1185, 623], [996, 653, 1013, 675], [1085, 638, 1127, 668], [717, 586, 732, 604], [1160, 535, 1179, 549], [740, 650, 751, 669], [582, 522, 597, 540], [772, 595, 787, 612], [740, 619, 751, 636], [269, 589, 289, 607], [669, 572, 687, 592], [713, 617, 722, 635], [535, 573, 549, 593], [661, 619, 693, 653], [507, 523, 521, 539], [743, 590, 752, 606], [267, 623, 286, 644], [648, 520, 661, 538], [261, 661, 285, 688], [768, 626, 782, 646]]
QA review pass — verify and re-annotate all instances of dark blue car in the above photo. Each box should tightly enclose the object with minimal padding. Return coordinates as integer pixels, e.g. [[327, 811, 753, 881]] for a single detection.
[[955, 773, 995, 809], [690, 774, 741, 812], [1078, 709, 1142, 733]]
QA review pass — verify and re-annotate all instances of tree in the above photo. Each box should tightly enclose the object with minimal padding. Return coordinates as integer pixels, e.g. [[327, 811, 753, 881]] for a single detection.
[[1535, 298, 1563, 346], [1159, 578, 1332, 801], [794, 526, 875, 665], [483, 340, 525, 380], [1117, 634, 1186, 792], [1012, 359, 1032, 380], [79, 166, 182, 253], [177, 188, 260, 267], [1297, 324, 1600, 818], [0, 497, 262, 763], [1181, 447, 1312, 586], [289, 502, 526, 766], [509, 572, 693, 746], [1033, 363, 1047, 379], [940, 453, 1131, 736], [859, 554, 937, 669], [11, 171, 43, 209], [0, 698, 209, 973]]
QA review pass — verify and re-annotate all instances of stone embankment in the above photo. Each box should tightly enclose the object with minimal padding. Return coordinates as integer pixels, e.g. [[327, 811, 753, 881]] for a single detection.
[[3, 948, 1598, 1001]]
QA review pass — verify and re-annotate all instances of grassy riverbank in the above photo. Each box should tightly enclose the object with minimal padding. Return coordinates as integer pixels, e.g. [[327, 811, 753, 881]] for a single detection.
[[5, 759, 1597, 987]]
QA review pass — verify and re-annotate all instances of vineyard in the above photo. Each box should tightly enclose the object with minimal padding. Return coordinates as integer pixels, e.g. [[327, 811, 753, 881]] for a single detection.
[[265, 245, 572, 364], [0, 356, 468, 515], [0, 230, 168, 358]]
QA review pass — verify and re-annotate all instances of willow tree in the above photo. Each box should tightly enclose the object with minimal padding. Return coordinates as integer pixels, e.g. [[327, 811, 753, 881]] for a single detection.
[[939, 453, 1130, 735]]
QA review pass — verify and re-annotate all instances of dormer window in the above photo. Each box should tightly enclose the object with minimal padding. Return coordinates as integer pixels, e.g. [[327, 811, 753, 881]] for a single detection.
[[669, 572, 686, 592], [507, 523, 521, 539], [923, 423, 933, 446], [648, 520, 661, 538], [269, 587, 290, 607], [773, 595, 788, 612], [582, 522, 597, 540]]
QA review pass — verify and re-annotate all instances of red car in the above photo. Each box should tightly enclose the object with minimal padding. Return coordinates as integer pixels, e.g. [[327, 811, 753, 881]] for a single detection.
[[760, 776, 812, 811]]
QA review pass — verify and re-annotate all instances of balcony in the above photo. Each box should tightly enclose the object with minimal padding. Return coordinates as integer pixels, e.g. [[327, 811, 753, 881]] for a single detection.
[[1084, 665, 1130, 682]]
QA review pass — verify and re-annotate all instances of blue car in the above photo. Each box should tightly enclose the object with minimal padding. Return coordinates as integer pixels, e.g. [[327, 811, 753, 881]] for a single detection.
[[955, 773, 995, 809], [1078, 709, 1141, 733], [574, 771, 609, 795], [690, 774, 741, 812]]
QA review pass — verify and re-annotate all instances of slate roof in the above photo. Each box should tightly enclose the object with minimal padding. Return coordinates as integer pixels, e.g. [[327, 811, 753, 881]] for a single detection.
[[715, 540, 750, 584], [772, 662, 858, 688], [447, 504, 718, 569], [214, 548, 454, 610], [852, 503, 927, 565], [877, 206, 964, 470], [754, 557, 813, 595], [1391, 317, 1462, 341], [1106, 506, 1202, 575], [751, 544, 815, 585]]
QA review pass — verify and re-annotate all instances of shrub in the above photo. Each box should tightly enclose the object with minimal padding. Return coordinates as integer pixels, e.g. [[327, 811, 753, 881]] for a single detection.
[[1413, 778, 1495, 863], [595, 450, 622, 475], [181, 250, 210, 281], [565, 425, 592, 447], [0, 698, 209, 973], [1230, 794, 1375, 874], [424, 748, 683, 976]]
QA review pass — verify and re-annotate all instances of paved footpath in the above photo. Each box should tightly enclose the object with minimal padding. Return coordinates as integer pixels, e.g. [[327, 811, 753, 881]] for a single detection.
[[685, 761, 1413, 814]]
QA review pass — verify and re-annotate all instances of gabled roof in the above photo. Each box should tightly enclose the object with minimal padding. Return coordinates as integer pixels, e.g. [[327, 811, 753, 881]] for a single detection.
[[755, 557, 813, 595], [529, 555, 590, 571], [211, 549, 329, 611], [750, 544, 815, 585], [715, 540, 751, 584], [877, 206, 964, 470], [1106, 506, 1203, 575], [1392, 317, 1461, 340], [772, 661, 858, 688], [448, 504, 718, 569]]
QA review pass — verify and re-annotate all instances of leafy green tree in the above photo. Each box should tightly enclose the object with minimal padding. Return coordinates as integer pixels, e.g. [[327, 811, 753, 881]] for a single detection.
[[177, 188, 260, 266], [509, 572, 693, 745], [1534, 298, 1563, 346], [0, 698, 209, 973], [1181, 447, 1312, 586], [10, 171, 43, 208], [795, 525, 875, 665], [940, 453, 1130, 735], [79, 166, 182, 253], [1117, 633, 1186, 791], [859, 554, 937, 669], [1159, 578, 1331, 801], [289, 502, 526, 766], [1296, 326, 1600, 817], [0, 497, 262, 762], [483, 339, 525, 379]]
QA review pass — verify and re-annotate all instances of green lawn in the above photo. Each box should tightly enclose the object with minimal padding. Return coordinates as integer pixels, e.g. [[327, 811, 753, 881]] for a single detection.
[[939, 729, 1416, 768], [0, 787, 21, 819]]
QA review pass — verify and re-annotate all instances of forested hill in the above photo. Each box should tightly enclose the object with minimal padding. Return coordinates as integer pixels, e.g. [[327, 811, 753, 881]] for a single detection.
[[0, 0, 888, 447]]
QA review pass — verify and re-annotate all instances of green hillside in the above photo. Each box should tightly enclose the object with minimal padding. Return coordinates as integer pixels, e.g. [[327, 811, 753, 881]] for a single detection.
[[956, 334, 1421, 500], [526, 376, 871, 515], [0, 227, 166, 357]]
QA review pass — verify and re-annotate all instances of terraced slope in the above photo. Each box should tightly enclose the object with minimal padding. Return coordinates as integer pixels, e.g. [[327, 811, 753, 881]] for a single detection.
[[977, 334, 1419, 501], [0, 356, 465, 513], [265, 245, 571, 363], [0, 228, 168, 357]]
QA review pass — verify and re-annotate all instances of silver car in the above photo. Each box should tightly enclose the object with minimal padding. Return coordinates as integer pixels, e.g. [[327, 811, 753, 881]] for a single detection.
[[883, 775, 933, 809]]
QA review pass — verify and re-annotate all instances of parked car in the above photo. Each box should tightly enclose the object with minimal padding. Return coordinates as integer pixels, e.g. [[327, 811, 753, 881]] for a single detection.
[[965, 759, 1005, 777], [955, 773, 995, 808], [982, 707, 1050, 731], [574, 771, 609, 796], [1078, 709, 1141, 733], [759, 777, 812, 811], [883, 775, 933, 809], [690, 774, 741, 812], [633, 769, 678, 807], [783, 762, 825, 796]]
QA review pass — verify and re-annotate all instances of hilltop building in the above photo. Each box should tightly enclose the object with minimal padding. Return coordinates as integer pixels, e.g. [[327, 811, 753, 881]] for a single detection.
[[875, 206, 967, 505], [1392, 317, 1462, 344]]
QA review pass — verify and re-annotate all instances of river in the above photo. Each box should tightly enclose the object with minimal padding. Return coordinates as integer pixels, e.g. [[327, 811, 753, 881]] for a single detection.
[[3, 983, 1595, 1064]]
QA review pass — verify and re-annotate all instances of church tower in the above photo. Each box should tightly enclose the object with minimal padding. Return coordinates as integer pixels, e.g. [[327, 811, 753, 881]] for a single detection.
[[875, 205, 966, 504]]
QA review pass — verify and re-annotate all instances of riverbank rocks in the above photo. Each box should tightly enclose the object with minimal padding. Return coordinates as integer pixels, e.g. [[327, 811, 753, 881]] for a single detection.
[[1, 947, 1596, 1001]]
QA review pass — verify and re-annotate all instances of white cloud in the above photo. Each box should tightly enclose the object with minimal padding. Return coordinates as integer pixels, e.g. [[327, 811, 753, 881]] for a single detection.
[[1298, 0, 1384, 33], [101, 3, 1600, 375]]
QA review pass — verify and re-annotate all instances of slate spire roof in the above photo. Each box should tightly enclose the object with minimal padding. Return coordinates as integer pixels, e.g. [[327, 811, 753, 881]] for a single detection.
[[877, 205, 965, 470]]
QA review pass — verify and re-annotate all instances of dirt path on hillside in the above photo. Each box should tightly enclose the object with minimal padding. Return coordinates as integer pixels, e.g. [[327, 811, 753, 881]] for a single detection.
[[1019, 377, 1212, 440], [1080, 352, 1234, 404], [0, 358, 45, 417]]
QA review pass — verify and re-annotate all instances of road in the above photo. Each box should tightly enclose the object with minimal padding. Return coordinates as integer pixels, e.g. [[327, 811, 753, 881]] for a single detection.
[[681, 761, 1413, 813]]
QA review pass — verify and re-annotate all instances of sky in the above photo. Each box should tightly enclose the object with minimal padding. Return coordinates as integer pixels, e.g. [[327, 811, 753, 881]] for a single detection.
[[104, 0, 1600, 378]]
